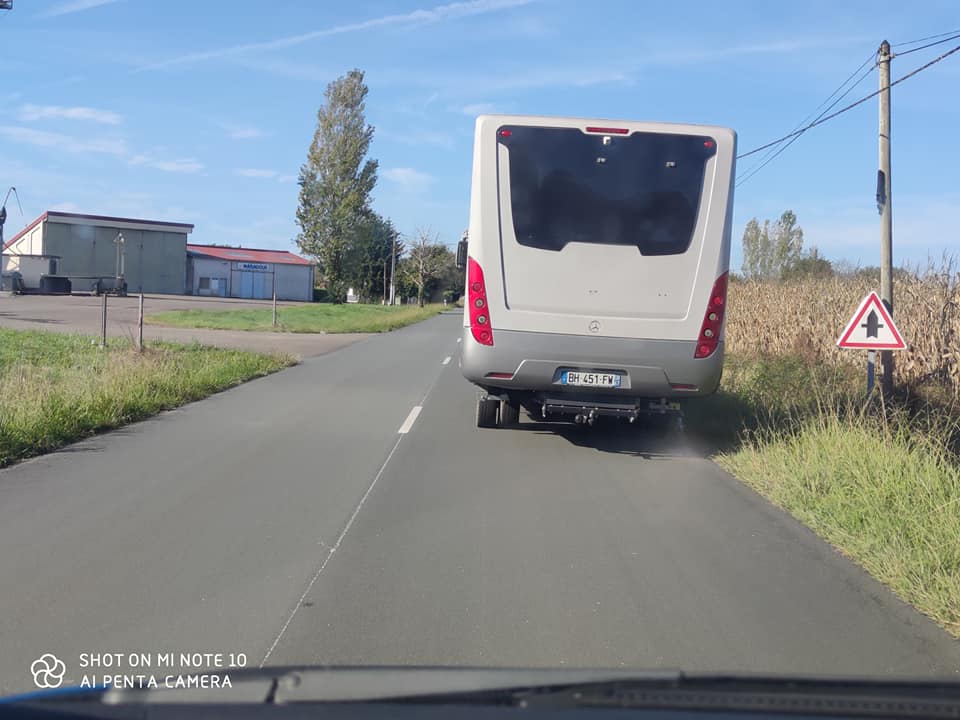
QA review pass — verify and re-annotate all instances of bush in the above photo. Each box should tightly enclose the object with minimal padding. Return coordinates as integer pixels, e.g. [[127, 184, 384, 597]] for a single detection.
[[313, 287, 330, 303]]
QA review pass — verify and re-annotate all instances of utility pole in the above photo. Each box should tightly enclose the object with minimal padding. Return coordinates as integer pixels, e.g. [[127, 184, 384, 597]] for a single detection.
[[878, 40, 894, 397], [389, 233, 397, 306]]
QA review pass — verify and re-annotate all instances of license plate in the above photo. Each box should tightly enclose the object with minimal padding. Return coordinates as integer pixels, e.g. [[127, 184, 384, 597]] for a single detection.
[[561, 371, 622, 388]]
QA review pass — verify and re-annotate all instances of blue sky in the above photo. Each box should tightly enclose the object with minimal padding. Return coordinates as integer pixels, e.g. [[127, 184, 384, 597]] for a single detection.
[[1, 0, 958, 271]]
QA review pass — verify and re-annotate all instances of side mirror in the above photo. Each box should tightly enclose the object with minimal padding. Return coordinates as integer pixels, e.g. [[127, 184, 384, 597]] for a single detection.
[[455, 238, 468, 270]]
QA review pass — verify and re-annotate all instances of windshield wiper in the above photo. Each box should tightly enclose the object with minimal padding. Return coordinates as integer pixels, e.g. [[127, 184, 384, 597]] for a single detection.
[[492, 675, 960, 718], [11, 667, 960, 719]]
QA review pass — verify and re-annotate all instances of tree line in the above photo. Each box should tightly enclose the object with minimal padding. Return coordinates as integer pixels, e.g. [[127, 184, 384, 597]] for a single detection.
[[295, 69, 461, 305], [740, 209, 835, 281], [740, 210, 906, 282]]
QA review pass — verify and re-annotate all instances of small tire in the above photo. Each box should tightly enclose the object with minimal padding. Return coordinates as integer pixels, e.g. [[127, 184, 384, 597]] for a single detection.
[[499, 400, 520, 427], [476, 395, 499, 428]]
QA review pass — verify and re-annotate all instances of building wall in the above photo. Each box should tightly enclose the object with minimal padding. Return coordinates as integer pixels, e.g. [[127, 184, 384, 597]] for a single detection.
[[189, 257, 230, 296], [4, 223, 43, 255], [274, 263, 313, 302], [229, 261, 274, 300], [1, 256, 57, 287], [42, 222, 187, 294], [186, 255, 313, 301]]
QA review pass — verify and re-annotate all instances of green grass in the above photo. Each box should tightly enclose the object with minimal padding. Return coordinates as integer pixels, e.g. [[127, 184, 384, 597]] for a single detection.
[[0, 328, 294, 467], [686, 354, 960, 637], [147, 302, 445, 334]]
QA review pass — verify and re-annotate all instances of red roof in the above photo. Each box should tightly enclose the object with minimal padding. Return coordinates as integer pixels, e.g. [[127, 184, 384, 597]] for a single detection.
[[187, 244, 313, 266]]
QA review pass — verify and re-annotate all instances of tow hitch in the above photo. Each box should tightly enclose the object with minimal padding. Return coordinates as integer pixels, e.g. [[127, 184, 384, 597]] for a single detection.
[[541, 397, 682, 425]]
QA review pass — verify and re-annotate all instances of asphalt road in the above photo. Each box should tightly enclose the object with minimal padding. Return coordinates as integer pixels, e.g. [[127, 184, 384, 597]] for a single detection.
[[1, 311, 959, 696]]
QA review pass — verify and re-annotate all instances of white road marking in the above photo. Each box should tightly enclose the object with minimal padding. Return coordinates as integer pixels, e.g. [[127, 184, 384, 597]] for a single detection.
[[397, 405, 423, 434], [442, 356, 451, 365], [260, 434, 404, 667], [261, 356, 447, 667]]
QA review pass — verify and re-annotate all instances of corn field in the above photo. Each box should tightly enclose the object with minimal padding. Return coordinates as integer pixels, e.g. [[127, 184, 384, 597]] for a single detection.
[[725, 265, 960, 397]]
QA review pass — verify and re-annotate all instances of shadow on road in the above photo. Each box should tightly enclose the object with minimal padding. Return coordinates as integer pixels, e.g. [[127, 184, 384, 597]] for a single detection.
[[501, 388, 760, 458], [0, 313, 62, 324], [508, 415, 713, 459]]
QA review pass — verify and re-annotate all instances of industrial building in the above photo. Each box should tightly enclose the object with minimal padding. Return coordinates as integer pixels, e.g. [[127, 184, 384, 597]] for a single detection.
[[2, 210, 315, 301], [2, 211, 192, 294], [186, 245, 314, 302]]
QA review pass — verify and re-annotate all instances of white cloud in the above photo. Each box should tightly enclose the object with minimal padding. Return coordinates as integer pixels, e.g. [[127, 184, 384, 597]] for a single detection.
[[276, 175, 297, 183], [48, 201, 85, 213], [222, 123, 265, 140], [382, 167, 433, 193], [39, 0, 123, 18], [407, 35, 863, 99], [398, 65, 632, 94], [235, 168, 279, 179], [459, 102, 498, 116], [20, 103, 122, 125], [139, 0, 537, 71], [645, 35, 871, 67], [0, 126, 127, 155], [129, 154, 204, 174], [396, 131, 456, 149], [3, 125, 203, 174], [226, 56, 333, 82], [149, 159, 204, 173]]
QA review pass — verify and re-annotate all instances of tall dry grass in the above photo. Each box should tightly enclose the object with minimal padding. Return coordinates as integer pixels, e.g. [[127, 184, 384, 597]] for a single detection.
[[725, 264, 960, 397], [0, 329, 293, 466], [708, 269, 960, 638]]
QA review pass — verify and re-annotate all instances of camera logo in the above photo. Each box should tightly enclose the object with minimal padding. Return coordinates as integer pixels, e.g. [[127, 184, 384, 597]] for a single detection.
[[31, 654, 66, 689]]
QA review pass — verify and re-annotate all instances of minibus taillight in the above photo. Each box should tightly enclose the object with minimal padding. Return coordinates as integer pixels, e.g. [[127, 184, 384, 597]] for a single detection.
[[468, 257, 493, 346], [694, 272, 729, 359]]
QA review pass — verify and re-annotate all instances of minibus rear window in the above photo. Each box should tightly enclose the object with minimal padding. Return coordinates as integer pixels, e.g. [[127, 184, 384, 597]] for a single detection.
[[499, 126, 716, 255]]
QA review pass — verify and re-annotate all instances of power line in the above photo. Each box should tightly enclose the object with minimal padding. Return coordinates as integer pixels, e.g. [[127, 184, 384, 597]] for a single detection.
[[736, 42, 960, 161], [791, 53, 876, 127], [737, 60, 875, 186], [736, 62, 876, 187], [736, 53, 876, 186], [893, 31, 960, 57], [892, 28, 960, 48]]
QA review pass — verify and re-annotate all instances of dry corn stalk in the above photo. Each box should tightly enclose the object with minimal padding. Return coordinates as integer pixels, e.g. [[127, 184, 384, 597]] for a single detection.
[[725, 268, 960, 398]]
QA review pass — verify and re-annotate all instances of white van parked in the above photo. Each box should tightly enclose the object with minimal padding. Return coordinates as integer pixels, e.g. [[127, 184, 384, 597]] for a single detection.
[[457, 114, 737, 428]]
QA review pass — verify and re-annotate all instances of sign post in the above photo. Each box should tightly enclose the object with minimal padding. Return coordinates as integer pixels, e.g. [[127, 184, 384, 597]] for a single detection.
[[138, 291, 144, 352], [837, 291, 906, 398], [100, 293, 108, 349]]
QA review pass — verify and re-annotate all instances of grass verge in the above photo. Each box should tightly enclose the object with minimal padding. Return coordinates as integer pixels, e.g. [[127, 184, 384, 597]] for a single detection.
[[686, 354, 960, 638], [0, 328, 294, 467], [147, 302, 445, 333]]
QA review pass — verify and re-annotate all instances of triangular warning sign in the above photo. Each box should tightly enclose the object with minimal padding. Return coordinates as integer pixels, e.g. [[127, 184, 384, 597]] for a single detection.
[[837, 291, 906, 350]]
